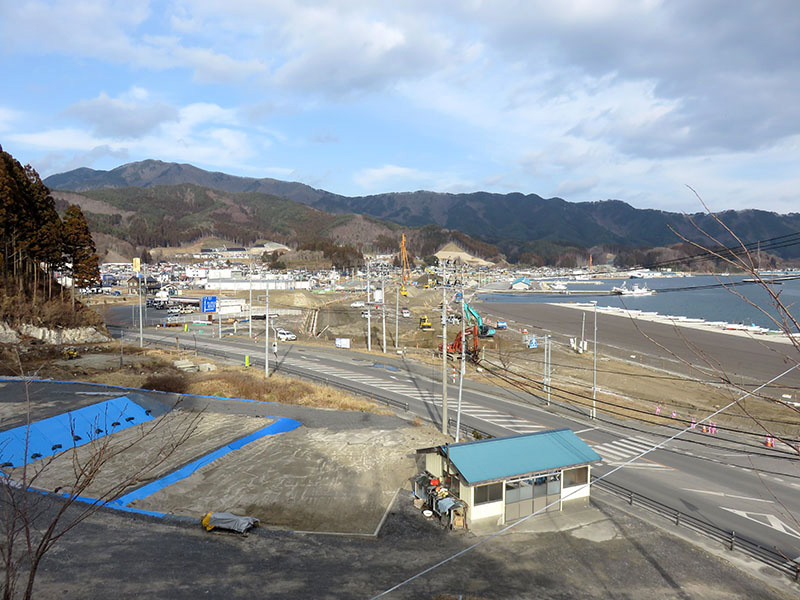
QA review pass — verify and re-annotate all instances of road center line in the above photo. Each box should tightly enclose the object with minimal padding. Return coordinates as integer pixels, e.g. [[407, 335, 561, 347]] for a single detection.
[[682, 488, 774, 503]]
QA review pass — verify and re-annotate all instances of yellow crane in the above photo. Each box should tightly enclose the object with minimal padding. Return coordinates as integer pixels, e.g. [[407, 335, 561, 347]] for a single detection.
[[400, 233, 411, 296]]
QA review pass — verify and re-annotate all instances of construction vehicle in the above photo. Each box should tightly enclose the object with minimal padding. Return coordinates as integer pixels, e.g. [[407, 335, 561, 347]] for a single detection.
[[438, 324, 480, 362], [400, 233, 411, 296], [419, 316, 433, 331], [463, 302, 496, 338]]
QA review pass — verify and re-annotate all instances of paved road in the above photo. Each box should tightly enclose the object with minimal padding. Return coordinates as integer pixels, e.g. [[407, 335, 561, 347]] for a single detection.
[[476, 301, 800, 392], [107, 306, 800, 581]]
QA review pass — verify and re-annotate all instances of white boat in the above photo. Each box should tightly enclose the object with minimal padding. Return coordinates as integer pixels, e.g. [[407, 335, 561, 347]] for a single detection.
[[611, 283, 655, 296]]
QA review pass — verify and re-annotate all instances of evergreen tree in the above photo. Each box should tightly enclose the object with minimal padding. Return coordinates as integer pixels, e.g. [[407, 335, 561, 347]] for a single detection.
[[63, 204, 99, 304]]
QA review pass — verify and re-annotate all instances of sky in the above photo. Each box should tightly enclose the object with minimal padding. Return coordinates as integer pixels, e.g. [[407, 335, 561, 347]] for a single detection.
[[2, 0, 799, 214]]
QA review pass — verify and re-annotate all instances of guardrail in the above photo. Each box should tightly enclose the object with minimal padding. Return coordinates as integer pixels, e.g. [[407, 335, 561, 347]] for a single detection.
[[591, 475, 800, 582]]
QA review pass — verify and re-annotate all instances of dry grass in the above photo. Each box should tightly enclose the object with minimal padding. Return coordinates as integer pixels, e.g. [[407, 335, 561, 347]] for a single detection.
[[63, 346, 388, 414], [185, 369, 388, 413]]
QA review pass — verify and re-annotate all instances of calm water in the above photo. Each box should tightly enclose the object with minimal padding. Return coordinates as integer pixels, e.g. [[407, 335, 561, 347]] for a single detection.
[[479, 275, 800, 331]]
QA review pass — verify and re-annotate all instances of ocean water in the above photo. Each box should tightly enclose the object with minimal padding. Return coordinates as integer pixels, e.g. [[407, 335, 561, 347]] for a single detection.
[[479, 275, 800, 331]]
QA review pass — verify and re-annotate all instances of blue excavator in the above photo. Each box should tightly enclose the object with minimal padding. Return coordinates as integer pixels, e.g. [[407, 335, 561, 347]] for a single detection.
[[463, 302, 496, 338]]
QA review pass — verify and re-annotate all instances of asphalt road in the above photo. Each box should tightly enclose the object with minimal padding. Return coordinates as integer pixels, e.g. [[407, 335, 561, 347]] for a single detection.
[[106, 306, 800, 582], [476, 301, 800, 392]]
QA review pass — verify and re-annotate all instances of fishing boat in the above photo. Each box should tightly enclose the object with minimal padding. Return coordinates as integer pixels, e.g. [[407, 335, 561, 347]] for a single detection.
[[611, 282, 655, 296]]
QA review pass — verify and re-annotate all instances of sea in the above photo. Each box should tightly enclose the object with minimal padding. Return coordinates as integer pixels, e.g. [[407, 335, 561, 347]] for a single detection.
[[478, 275, 800, 331]]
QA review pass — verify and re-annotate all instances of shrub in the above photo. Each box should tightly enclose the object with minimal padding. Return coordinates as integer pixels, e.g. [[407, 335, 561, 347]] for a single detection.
[[142, 372, 188, 393]]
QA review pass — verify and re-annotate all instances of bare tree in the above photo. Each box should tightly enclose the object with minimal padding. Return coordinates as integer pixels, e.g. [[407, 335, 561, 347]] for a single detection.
[[0, 359, 201, 600]]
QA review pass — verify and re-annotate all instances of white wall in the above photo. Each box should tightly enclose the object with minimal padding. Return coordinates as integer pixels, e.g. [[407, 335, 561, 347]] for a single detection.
[[561, 466, 592, 502], [425, 454, 443, 478]]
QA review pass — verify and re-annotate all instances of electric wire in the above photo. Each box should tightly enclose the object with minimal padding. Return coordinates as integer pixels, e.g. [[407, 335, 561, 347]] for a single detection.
[[369, 364, 799, 599]]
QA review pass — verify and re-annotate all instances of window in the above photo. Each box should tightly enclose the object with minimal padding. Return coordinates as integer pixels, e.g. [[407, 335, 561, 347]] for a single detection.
[[474, 482, 503, 505], [563, 466, 588, 487]]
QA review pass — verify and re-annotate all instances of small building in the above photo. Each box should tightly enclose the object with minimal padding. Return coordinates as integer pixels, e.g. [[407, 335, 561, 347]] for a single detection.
[[418, 429, 601, 528], [126, 275, 160, 293], [510, 276, 531, 290]]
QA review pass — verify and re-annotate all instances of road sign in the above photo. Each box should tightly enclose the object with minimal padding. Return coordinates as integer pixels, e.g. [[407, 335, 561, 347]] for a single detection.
[[523, 334, 538, 349], [201, 296, 217, 313]]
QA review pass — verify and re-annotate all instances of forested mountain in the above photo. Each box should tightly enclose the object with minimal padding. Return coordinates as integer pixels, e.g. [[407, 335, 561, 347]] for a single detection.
[[49, 184, 502, 263], [44, 160, 800, 261]]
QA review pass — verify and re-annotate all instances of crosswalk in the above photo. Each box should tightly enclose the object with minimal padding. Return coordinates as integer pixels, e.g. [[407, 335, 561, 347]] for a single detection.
[[590, 436, 673, 470], [281, 357, 542, 434]]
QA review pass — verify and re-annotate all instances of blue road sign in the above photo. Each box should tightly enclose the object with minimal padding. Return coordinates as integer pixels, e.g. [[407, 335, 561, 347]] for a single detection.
[[201, 296, 217, 313], [528, 336, 538, 349]]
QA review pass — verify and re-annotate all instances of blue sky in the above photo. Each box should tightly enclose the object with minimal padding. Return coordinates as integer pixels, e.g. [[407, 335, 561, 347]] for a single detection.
[[2, 1, 799, 213]]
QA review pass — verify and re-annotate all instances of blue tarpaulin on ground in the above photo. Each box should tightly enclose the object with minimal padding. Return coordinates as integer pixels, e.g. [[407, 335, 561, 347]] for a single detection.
[[109, 417, 302, 510], [0, 396, 153, 468]]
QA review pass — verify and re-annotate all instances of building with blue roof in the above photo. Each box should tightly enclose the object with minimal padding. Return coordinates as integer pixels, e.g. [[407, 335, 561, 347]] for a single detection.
[[418, 428, 602, 527]]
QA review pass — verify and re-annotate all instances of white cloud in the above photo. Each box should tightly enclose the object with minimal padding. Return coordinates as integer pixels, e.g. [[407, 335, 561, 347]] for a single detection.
[[353, 164, 474, 193], [63, 90, 179, 138], [354, 165, 420, 188], [0, 106, 22, 132]]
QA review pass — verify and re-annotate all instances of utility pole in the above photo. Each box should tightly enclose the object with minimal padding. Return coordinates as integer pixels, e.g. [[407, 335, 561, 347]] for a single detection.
[[592, 301, 598, 419], [249, 257, 253, 339], [265, 285, 270, 377], [218, 275, 222, 339], [381, 276, 386, 353], [137, 268, 143, 348], [455, 268, 466, 442], [441, 264, 448, 435], [367, 260, 371, 352], [544, 335, 551, 405], [395, 285, 399, 349]]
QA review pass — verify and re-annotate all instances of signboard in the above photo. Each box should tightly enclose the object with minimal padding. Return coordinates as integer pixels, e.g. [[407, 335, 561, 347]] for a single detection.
[[201, 296, 217, 313], [132, 257, 141, 273], [335, 338, 351, 349]]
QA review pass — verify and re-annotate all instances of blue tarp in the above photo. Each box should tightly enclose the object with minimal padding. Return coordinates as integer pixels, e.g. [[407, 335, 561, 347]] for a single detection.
[[109, 417, 302, 510], [0, 396, 154, 468]]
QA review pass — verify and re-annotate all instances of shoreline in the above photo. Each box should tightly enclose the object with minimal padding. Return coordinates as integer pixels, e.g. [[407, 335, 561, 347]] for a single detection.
[[546, 302, 798, 346]]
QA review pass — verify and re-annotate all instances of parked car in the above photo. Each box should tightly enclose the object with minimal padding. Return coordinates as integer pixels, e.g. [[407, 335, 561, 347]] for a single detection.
[[350, 301, 365, 308], [401, 307, 411, 318], [179, 307, 194, 314], [167, 306, 181, 314], [276, 329, 296, 341], [361, 310, 370, 319]]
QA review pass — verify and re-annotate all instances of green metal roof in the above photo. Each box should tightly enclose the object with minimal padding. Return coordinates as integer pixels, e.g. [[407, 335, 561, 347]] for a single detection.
[[443, 429, 602, 486]]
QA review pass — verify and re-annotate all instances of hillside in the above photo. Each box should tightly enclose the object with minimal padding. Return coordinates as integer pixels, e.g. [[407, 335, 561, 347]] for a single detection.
[[49, 184, 502, 262], [45, 160, 800, 260]]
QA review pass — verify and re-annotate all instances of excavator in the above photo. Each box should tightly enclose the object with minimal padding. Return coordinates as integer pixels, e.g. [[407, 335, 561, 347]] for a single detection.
[[438, 324, 480, 362], [463, 302, 496, 338]]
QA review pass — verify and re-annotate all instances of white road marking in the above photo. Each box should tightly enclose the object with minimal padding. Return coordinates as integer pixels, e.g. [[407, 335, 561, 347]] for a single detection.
[[720, 508, 800, 539], [593, 445, 630, 460], [683, 489, 774, 503], [574, 427, 597, 434]]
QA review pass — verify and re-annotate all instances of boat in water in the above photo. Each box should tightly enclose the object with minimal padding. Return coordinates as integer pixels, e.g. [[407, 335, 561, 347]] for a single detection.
[[611, 282, 655, 296]]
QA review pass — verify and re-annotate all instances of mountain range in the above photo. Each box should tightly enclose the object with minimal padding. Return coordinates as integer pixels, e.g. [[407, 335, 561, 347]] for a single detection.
[[44, 160, 800, 260]]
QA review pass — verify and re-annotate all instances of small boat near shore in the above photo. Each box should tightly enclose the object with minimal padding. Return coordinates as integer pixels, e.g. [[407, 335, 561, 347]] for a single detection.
[[611, 283, 655, 296]]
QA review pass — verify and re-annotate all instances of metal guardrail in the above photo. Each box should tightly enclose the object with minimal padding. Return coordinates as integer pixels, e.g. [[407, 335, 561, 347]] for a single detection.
[[591, 475, 800, 582]]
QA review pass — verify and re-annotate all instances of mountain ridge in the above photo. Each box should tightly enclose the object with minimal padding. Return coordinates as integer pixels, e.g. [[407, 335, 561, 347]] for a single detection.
[[44, 160, 800, 260]]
